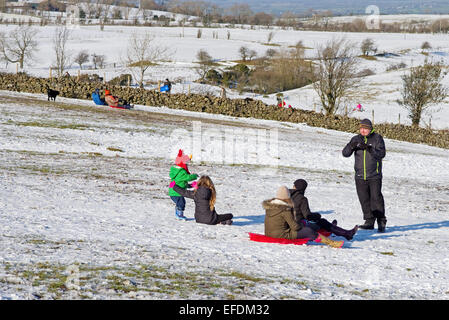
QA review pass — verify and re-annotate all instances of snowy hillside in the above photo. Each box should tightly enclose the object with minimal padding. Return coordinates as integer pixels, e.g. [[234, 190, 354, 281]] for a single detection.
[[1, 24, 448, 129], [1, 90, 448, 299]]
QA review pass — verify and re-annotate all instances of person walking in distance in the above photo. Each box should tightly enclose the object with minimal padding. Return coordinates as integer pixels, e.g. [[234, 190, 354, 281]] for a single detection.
[[342, 119, 387, 232]]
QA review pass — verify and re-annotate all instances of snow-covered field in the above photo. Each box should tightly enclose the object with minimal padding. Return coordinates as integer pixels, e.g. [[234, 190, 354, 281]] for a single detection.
[[1, 90, 448, 300], [1, 23, 448, 129]]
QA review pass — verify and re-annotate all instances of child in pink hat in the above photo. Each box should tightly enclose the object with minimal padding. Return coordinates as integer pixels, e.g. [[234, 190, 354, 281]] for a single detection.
[[168, 149, 198, 220]]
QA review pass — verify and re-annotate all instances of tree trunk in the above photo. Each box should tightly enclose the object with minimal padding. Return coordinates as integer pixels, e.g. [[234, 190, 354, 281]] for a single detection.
[[411, 105, 423, 127], [411, 113, 421, 126], [139, 69, 144, 88]]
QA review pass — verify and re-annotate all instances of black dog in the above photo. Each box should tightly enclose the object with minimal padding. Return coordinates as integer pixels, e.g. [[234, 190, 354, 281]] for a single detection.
[[47, 88, 60, 101]]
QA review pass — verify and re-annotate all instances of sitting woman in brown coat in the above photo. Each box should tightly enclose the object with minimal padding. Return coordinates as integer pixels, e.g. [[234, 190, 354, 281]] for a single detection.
[[263, 186, 343, 248]]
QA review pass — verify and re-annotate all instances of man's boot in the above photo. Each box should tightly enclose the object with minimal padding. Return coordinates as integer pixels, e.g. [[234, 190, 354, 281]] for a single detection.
[[377, 218, 387, 233], [359, 218, 375, 230], [330, 225, 359, 241]]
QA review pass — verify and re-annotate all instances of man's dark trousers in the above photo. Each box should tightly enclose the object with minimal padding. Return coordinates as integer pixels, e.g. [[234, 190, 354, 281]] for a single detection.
[[355, 178, 386, 221]]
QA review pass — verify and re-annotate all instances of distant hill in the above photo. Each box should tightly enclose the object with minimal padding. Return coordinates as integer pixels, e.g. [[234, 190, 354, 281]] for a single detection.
[[207, 0, 449, 15]]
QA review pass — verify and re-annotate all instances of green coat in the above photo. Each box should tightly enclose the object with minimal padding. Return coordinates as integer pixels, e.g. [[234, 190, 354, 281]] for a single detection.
[[168, 166, 198, 197]]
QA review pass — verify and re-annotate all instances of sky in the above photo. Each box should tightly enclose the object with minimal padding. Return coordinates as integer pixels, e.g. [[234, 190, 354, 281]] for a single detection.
[[204, 0, 449, 15]]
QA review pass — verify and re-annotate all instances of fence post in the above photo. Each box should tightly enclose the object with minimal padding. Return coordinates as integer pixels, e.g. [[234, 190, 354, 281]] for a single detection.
[[49, 67, 52, 79], [398, 113, 400, 125], [372, 109, 375, 124]]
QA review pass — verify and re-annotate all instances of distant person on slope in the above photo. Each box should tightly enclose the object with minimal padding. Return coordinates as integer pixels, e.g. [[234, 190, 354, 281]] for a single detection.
[[104, 89, 119, 107], [342, 119, 387, 232], [104, 89, 132, 109], [163, 78, 172, 93], [92, 88, 106, 105]]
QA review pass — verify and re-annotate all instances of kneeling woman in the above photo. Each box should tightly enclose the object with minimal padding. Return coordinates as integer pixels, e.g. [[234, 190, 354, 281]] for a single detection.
[[263, 186, 343, 248], [173, 175, 233, 225]]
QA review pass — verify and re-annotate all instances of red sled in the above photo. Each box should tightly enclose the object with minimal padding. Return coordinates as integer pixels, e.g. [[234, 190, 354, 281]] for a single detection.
[[248, 229, 332, 246], [109, 105, 133, 110], [248, 233, 309, 245]]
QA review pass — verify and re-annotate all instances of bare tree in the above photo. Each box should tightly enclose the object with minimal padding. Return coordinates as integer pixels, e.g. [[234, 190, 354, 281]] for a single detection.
[[53, 26, 71, 77], [280, 11, 297, 27], [421, 41, 432, 52], [229, 3, 253, 24], [38, 0, 66, 12], [313, 38, 357, 115], [125, 32, 171, 88], [91, 53, 106, 69], [0, 0, 6, 13], [361, 38, 377, 56], [251, 12, 273, 26], [195, 49, 213, 81], [0, 26, 39, 69], [250, 47, 314, 94], [397, 60, 447, 126], [248, 49, 257, 61], [239, 46, 249, 61], [140, 0, 159, 10], [266, 31, 275, 44], [74, 50, 89, 70]]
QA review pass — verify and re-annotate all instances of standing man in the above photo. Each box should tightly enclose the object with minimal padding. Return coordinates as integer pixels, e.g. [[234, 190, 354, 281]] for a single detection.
[[342, 119, 387, 232]]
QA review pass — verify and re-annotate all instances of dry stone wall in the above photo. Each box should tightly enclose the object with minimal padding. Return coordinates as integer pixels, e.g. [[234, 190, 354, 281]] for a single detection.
[[0, 72, 447, 149]]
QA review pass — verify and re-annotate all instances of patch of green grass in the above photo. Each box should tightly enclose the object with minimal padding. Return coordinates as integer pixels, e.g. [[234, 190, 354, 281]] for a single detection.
[[7, 120, 89, 130], [350, 289, 370, 296], [25, 239, 49, 245], [379, 251, 395, 256], [81, 152, 103, 157], [359, 55, 377, 61], [262, 42, 281, 47], [223, 271, 265, 283], [287, 45, 313, 50], [17, 165, 67, 175], [0, 259, 334, 299], [128, 60, 158, 68]]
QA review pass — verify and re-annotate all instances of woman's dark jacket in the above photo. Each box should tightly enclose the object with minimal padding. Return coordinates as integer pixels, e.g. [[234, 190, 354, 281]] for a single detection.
[[173, 184, 219, 225], [289, 189, 322, 223]]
